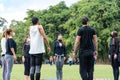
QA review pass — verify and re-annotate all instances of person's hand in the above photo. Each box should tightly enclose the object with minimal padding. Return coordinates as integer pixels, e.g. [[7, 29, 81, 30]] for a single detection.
[[47, 47, 51, 53], [94, 50, 98, 60], [64, 57, 66, 61], [108, 55, 111, 60], [94, 55, 97, 60], [114, 54, 117, 60], [54, 56, 56, 60], [73, 51, 76, 57], [13, 55, 17, 61], [22, 56, 25, 63]]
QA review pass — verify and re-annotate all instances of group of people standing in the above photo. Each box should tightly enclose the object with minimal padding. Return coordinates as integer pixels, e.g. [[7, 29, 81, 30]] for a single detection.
[[0, 16, 120, 80], [0, 17, 65, 80]]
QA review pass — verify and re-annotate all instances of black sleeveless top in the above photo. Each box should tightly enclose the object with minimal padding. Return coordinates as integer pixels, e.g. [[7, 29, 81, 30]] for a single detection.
[[109, 37, 119, 55], [23, 42, 30, 57]]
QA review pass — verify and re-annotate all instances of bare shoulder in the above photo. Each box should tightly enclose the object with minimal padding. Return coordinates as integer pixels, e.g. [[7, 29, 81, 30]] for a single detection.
[[38, 25, 43, 29]]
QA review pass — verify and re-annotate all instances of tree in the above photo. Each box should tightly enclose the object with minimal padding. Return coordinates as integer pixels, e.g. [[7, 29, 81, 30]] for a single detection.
[[0, 17, 7, 31], [0, 17, 7, 27], [9, 0, 120, 63]]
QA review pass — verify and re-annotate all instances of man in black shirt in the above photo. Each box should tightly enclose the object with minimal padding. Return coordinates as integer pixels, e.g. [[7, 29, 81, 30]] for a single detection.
[[73, 17, 98, 80]]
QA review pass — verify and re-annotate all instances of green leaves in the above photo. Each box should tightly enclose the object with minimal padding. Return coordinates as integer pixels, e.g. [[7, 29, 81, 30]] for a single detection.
[[8, 0, 120, 62]]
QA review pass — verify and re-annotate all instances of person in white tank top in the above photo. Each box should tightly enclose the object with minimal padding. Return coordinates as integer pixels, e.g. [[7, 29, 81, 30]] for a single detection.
[[29, 17, 50, 80], [29, 25, 45, 54]]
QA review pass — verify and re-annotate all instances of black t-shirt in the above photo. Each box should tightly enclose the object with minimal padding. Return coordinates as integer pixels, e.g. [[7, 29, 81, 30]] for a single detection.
[[77, 26, 96, 51], [22, 42, 30, 57], [6, 38, 17, 55]]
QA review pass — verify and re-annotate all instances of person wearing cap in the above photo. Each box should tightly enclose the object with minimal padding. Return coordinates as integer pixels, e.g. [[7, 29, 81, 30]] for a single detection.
[[109, 31, 119, 80]]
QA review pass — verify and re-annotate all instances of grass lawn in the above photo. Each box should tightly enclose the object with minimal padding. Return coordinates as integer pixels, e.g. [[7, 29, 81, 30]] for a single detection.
[[0, 64, 115, 80]]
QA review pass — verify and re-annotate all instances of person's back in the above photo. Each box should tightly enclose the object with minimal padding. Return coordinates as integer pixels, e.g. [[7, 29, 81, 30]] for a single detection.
[[78, 26, 95, 51], [73, 17, 98, 80], [29, 25, 45, 54], [29, 17, 50, 80]]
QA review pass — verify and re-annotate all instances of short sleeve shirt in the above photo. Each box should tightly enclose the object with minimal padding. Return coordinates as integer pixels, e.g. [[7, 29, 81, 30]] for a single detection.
[[77, 26, 96, 51], [6, 38, 17, 55]]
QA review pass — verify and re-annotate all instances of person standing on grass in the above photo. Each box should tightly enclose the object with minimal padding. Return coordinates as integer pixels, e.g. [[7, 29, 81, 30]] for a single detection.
[[109, 31, 119, 80], [53, 34, 66, 80], [1, 31, 6, 80], [5, 29, 17, 80], [22, 35, 30, 80], [29, 17, 51, 80], [73, 17, 98, 80]]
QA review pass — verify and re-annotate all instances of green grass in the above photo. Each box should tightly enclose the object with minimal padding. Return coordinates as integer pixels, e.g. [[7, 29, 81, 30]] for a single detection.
[[0, 64, 115, 80]]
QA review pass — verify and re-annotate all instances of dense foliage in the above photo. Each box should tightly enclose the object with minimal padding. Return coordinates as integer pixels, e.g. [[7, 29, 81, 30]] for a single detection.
[[1, 0, 120, 63]]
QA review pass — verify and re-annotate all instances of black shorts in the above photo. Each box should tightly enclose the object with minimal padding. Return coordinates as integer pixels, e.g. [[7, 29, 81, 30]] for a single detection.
[[24, 56, 30, 76], [30, 54, 43, 67]]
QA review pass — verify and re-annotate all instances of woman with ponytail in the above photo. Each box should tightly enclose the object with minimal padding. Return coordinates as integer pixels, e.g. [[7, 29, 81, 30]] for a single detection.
[[5, 29, 17, 80]]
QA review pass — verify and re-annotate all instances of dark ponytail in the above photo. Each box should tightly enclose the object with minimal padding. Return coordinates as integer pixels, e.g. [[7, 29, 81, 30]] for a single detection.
[[5, 29, 13, 39]]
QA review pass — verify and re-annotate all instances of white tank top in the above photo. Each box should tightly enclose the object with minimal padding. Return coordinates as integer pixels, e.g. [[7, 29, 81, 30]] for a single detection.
[[29, 25, 45, 54], [1, 38, 6, 55]]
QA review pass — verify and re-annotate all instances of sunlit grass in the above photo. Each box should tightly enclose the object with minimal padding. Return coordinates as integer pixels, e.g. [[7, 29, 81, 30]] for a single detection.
[[0, 64, 115, 80]]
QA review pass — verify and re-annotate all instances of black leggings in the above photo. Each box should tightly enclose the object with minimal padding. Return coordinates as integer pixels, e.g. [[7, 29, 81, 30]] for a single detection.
[[30, 54, 43, 80], [111, 55, 119, 80], [24, 56, 30, 76]]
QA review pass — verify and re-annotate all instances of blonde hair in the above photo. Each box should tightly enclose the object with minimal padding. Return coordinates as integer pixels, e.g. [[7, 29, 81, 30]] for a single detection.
[[2, 31, 6, 37]]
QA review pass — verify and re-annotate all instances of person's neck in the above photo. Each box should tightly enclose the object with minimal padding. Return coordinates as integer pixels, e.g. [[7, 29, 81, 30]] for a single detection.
[[8, 36, 13, 38], [83, 24, 88, 27], [25, 41, 30, 44], [33, 23, 39, 26]]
